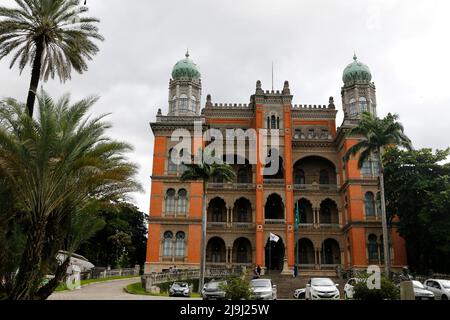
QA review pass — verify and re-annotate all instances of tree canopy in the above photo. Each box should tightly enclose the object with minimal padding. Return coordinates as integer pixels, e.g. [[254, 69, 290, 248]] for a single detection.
[[384, 147, 450, 274]]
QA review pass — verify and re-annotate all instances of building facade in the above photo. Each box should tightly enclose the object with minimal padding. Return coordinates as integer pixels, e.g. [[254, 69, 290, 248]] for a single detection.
[[144, 53, 407, 276]]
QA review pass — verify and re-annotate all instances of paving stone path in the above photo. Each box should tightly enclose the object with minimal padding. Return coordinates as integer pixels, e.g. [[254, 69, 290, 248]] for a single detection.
[[48, 278, 201, 300]]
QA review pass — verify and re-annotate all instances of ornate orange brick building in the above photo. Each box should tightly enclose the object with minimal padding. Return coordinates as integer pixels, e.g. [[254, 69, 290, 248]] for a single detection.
[[144, 53, 407, 276]]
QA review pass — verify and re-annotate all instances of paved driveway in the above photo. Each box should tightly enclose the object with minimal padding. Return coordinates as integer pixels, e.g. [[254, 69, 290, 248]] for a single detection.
[[48, 278, 201, 300]]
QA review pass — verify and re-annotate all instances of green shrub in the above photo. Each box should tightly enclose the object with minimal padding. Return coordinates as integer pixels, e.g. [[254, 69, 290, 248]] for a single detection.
[[221, 276, 252, 300], [353, 274, 400, 300]]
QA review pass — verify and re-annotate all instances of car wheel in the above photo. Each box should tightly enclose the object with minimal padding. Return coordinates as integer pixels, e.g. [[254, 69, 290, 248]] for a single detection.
[[442, 295, 448, 300]]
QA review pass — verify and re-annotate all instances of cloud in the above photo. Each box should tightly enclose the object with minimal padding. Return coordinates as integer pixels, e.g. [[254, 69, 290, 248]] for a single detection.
[[1, 0, 449, 212]]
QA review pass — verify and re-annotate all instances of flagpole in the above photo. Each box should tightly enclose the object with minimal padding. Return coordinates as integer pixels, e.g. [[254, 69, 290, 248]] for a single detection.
[[269, 240, 271, 275]]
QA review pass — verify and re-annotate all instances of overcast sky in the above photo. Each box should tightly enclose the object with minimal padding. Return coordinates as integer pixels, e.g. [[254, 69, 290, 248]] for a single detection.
[[1, 0, 449, 213]]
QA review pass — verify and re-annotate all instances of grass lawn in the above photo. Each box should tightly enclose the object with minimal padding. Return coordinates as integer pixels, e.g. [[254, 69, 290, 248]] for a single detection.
[[125, 282, 201, 298], [55, 275, 140, 292]]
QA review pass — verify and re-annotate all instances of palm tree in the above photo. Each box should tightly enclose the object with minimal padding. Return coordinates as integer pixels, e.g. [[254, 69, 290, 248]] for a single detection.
[[0, 91, 140, 300], [180, 158, 235, 292], [0, 0, 104, 117], [344, 112, 412, 277]]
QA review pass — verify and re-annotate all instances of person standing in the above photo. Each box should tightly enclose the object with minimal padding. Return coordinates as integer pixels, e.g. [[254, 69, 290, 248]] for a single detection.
[[256, 265, 262, 277]]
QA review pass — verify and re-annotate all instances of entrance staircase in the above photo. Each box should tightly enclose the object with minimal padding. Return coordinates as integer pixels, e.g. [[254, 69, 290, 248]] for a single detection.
[[257, 273, 346, 299]]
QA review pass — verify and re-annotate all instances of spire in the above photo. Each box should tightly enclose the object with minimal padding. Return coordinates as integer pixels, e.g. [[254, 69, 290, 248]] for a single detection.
[[185, 50, 190, 58], [353, 52, 358, 61]]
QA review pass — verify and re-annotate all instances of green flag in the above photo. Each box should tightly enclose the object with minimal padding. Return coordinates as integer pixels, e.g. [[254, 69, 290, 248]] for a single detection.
[[295, 201, 300, 231]]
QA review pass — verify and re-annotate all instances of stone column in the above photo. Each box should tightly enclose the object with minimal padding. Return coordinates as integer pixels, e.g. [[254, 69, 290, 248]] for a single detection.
[[314, 250, 319, 270], [318, 249, 322, 269]]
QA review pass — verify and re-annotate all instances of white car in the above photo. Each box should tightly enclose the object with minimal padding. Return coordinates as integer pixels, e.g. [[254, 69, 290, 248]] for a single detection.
[[412, 281, 435, 300], [169, 282, 191, 297], [250, 279, 277, 300], [293, 288, 306, 299], [424, 279, 450, 300], [306, 278, 340, 300], [343, 278, 365, 300]]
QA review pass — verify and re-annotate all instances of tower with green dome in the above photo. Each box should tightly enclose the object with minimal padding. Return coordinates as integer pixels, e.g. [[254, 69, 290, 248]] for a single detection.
[[341, 54, 377, 122], [168, 51, 202, 116]]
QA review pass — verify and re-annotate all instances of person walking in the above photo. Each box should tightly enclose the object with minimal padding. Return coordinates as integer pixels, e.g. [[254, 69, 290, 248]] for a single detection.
[[256, 265, 262, 277], [293, 265, 298, 278]]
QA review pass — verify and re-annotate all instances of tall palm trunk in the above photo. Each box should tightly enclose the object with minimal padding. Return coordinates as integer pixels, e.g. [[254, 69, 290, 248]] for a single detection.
[[199, 181, 207, 293], [378, 148, 391, 278], [26, 37, 44, 117], [9, 218, 48, 300], [36, 257, 71, 300]]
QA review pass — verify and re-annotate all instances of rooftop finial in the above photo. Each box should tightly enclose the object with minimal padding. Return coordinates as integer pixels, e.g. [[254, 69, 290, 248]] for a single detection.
[[185, 49, 190, 58], [353, 52, 358, 61]]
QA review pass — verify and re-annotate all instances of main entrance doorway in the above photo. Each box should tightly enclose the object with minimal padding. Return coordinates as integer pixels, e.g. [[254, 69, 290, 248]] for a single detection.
[[265, 235, 285, 273]]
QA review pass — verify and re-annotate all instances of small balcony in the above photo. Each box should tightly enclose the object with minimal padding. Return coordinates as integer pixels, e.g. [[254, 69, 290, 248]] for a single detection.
[[233, 222, 255, 229], [293, 184, 339, 192], [207, 222, 227, 228], [208, 183, 255, 190], [264, 179, 285, 186], [264, 219, 286, 225]]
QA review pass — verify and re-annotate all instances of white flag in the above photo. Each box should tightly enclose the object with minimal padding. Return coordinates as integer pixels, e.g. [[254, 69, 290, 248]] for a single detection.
[[270, 233, 280, 243]]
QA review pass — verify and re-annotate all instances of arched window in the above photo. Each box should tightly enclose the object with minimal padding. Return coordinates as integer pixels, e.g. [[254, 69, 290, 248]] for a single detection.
[[319, 170, 330, 185], [179, 94, 188, 112], [277, 117, 280, 129], [365, 192, 376, 217], [376, 192, 381, 216], [168, 148, 178, 173], [175, 232, 186, 257], [368, 234, 379, 262], [271, 115, 277, 129], [177, 189, 187, 214], [362, 160, 372, 176], [163, 231, 173, 257], [349, 98, 357, 117], [237, 168, 251, 183], [267, 117, 270, 129], [294, 169, 305, 185], [179, 149, 188, 173], [170, 96, 177, 113], [359, 97, 368, 113], [166, 189, 176, 214], [190, 96, 197, 112]]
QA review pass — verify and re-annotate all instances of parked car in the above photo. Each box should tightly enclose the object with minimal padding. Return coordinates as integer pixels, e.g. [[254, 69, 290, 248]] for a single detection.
[[250, 278, 277, 300], [169, 282, 191, 297], [424, 279, 450, 300], [293, 288, 306, 299], [305, 278, 340, 300], [202, 280, 227, 300], [412, 280, 435, 300], [344, 278, 366, 300]]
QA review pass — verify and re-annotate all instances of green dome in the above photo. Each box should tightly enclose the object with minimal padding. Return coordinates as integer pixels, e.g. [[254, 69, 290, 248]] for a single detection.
[[171, 52, 201, 80], [343, 54, 372, 84]]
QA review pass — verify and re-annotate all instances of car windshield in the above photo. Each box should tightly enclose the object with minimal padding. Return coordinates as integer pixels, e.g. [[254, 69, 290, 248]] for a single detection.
[[311, 278, 335, 286], [441, 280, 450, 289], [413, 281, 424, 289], [173, 283, 188, 288], [251, 280, 271, 288], [206, 281, 225, 289]]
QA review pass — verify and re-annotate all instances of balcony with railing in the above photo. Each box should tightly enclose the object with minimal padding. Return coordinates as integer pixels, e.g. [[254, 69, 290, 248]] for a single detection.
[[207, 222, 227, 228], [208, 183, 255, 190], [264, 219, 286, 225], [264, 179, 285, 186], [233, 222, 255, 229], [293, 183, 339, 192]]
